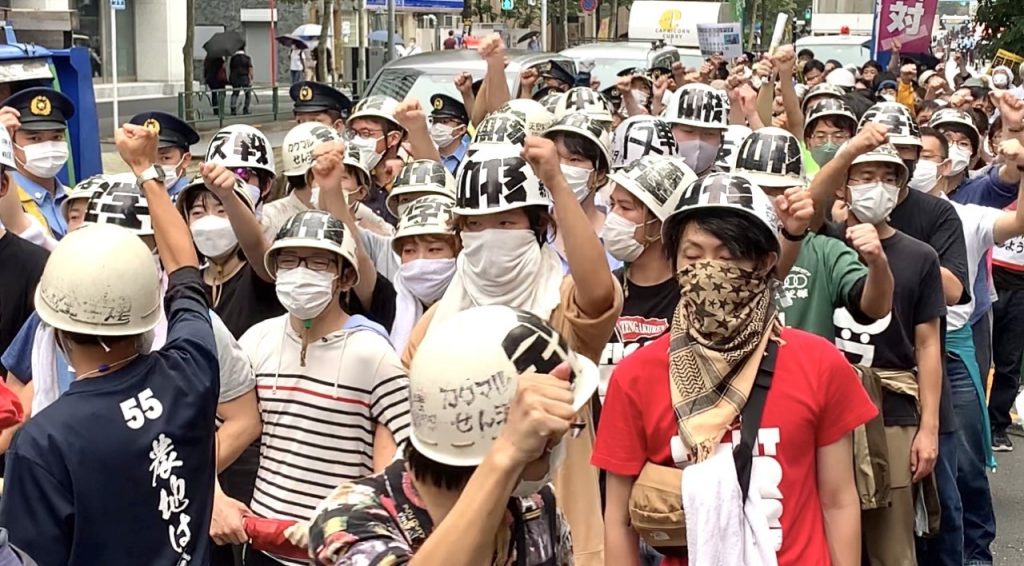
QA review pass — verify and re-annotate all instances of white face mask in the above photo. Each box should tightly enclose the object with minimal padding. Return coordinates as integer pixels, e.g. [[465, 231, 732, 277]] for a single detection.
[[600, 211, 645, 262], [275, 266, 337, 320], [512, 439, 568, 498], [349, 135, 384, 170], [399, 258, 457, 304], [190, 215, 238, 258], [631, 89, 650, 107], [847, 181, 899, 225], [429, 123, 459, 148], [560, 164, 594, 201], [881, 93, 896, 102], [676, 140, 719, 174], [17, 140, 69, 178], [908, 160, 941, 193], [459, 229, 542, 304], [993, 75, 1010, 89], [948, 145, 972, 175], [161, 156, 186, 189]]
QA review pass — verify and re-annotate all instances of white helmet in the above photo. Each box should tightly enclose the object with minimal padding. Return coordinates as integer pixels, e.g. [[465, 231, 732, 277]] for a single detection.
[[387, 159, 457, 217], [0, 123, 13, 169], [205, 124, 276, 177], [553, 87, 614, 124], [538, 91, 565, 114], [494, 99, 557, 136], [608, 155, 697, 221], [341, 144, 372, 188], [347, 94, 404, 131], [62, 175, 113, 221], [281, 122, 343, 177], [800, 83, 846, 113], [392, 195, 456, 254], [826, 68, 856, 88], [664, 173, 780, 253], [611, 116, 677, 170], [715, 125, 753, 171], [35, 223, 161, 336], [265, 210, 360, 283], [469, 111, 529, 154], [83, 173, 154, 235], [409, 305, 598, 466], [859, 102, 922, 148], [803, 98, 857, 138], [455, 145, 550, 216], [663, 83, 730, 130], [733, 127, 806, 188], [848, 142, 910, 188], [928, 108, 981, 159], [542, 113, 613, 172]]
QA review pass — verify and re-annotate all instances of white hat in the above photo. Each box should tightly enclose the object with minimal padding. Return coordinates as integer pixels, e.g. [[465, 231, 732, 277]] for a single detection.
[[542, 113, 613, 171], [494, 99, 557, 137], [454, 145, 550, 216], [176, 174, 256, 216], [409, 305, 598, 466], [205, 124, 276, 177], [859, 102, 922, 148], [733, 127, 807, 188], [663, 172, 780, 253], [848, 142, 910, 188], [468, 111, 528, 155], [715, 124, 753, 171], [607, 154, 696, 221], [35, 223, 162, 336], [348, 95, 405, 132], [611, 115, 677, 170], [392, 195, 456, 254], [62, 175, 113, 221], [83, 173, 154, 235], [662, 83, 730, 131], [826, 68, 856, 88], [281, 122, 342, 177], [552, 87, 614, 125], [265, 210, 360, 283], [387, 159, 456, 217]]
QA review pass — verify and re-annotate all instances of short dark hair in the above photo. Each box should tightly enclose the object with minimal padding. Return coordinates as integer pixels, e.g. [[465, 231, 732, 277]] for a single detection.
[[825, 59, 842, 69], [405, 442, 475, 491], [862, 60, 882, 73], [797, 48, 815, 60], [969, 107, 989, 138], [920, 126, 949, 158], [547, 131, 608, 174], [968, 86, 990, 104], [453, 205, 557, 244], [663, 209, 779, 272], [990, 115, 1003, 141], [448, 30, 455, 36], [804, 59, 825, 76], [807, 115, 857, 136], [286, 174, 307, 192]]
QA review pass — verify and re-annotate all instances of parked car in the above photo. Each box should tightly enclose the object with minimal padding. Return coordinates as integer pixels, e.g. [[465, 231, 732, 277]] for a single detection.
[[794, 34, 872, 67], [560, 41, 680, 89], [365, 49, 576, 106]]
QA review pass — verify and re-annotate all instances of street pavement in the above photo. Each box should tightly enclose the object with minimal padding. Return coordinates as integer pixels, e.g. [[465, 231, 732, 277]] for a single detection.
[[991, 429, 1024, 565]]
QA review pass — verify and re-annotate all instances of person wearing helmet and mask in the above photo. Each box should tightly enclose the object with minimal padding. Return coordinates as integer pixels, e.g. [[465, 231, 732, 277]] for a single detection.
[[428, 94, 470, 174], [0, 88, 75, 240], [876, 79, 899, 102], [610, 116, 678, 171], [596, 172, 876, 566], [231, 205, 410, 566], [803, 98, 857, 168], [266, 121, 343, 237], [128, 111, 200, 199], [541, 112, 619, 271], [345, 95, 408, 226], [401, 138, 622, 566], [205, 124, 278, 216], [733, 127, 893, 340], [308, 306, 595, 565], [662, 84, 729, 177], [0, 123, 220, 565], [290, 80, 352, 129]]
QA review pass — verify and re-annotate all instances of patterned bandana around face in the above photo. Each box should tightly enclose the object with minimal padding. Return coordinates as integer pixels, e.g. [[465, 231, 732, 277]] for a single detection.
[[669, 259, 780, 463]]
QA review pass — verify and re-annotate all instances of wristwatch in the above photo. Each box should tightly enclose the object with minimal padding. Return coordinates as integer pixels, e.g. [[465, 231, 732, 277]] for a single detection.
[[136, 164, 165, 188]]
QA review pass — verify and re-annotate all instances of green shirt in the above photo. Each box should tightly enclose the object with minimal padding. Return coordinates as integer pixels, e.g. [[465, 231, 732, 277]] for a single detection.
[[801, 141, 820, 177], [780, 232, 869, 341]]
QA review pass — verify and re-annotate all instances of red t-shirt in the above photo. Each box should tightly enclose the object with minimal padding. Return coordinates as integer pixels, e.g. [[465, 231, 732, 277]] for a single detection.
[[592, 328, 878, 566]]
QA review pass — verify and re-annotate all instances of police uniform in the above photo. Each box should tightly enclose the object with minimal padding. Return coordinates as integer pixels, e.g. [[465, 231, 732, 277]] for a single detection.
[[128, 111, 200, 198], [429, 94, 470, 174], [290, 81, 352, 121], [1, 87, 75, 240], [541, 60, 575, 90]]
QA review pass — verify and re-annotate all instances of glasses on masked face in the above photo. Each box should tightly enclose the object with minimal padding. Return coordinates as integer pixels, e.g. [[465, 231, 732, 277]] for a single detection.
[[343, 128, 384, 141], [810, 132, 851, 145], [276, 253, 338, 272]]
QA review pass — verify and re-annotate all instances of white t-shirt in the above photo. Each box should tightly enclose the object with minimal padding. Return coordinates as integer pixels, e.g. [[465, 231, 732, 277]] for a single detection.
[[360, 229, 400, 282], [948, 199, 1003, 331], [239, 315, 410, 563], [261, 191, 312, 241], [289, 48, 304, 72]]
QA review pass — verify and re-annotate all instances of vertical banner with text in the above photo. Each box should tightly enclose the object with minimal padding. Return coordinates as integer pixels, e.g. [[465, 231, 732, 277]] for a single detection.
[[874, 0, 938, 67]]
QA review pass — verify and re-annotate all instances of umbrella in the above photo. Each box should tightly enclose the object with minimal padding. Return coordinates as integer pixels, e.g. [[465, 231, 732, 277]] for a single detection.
[[292, 24, 322, 38], [276, 34, 311, 49], [517, 31, 539, 44], [203, 31, 245, 59], [369, 30, 404, 45]]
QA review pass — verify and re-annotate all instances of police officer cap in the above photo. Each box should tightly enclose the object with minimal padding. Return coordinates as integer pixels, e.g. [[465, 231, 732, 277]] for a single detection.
[[430, 94, 468, 124], [541, 60, 575, 86], [128, 111, 200, 150], [1, 87, 75, 131], [532, 85, 557, 101], [289, 81, 353, 116]]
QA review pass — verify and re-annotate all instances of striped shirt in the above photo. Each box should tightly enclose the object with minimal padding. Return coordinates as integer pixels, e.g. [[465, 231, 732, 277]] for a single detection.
[[239, 315, 410, 564]]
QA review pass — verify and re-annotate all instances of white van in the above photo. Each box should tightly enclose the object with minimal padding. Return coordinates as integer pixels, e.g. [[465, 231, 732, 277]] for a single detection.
[[628, 1, 732, 68]]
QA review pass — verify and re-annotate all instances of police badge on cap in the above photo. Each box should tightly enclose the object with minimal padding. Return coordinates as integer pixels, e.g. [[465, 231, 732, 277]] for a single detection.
[[1, 87, 75, 131]]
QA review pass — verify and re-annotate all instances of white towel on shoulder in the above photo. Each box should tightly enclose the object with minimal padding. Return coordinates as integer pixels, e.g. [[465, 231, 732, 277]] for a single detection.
[[683, 444, 778, 566]]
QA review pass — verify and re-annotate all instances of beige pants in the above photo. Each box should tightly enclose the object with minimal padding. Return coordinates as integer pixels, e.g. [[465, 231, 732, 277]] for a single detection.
[[552, 403, 604, 566], [862, 425, 916, 566]]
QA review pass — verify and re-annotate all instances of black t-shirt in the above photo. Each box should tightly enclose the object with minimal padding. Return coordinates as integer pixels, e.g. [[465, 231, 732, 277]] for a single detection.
[[228, 53, 252, 87], [890, 190, 971, 305], [993, 264, 1024, 291], [341, 274, 397, 332], [0, 268, 219, 564], [0, 232, 47, 375], [204, 262, 285, 339], [833, 231, 946, 426], [364, 186, 398, 227]]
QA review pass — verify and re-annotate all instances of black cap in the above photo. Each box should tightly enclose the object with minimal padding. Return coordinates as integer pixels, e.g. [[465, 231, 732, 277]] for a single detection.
[[541, 60, 575, 87], [1, 87, 74, 131], [532, 85, 557, 101], [128, 111, 200, 150], [600, 85, 622, 109], [429, 94, 468, 124], [289, 81, 353, 116]]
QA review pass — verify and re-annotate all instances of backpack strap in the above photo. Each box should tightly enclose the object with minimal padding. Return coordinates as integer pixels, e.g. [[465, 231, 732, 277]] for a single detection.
[[733, 340, 778, 503]]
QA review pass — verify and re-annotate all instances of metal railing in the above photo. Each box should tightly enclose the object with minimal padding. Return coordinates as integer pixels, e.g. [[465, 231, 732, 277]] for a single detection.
[[176, 79, 372, 129]]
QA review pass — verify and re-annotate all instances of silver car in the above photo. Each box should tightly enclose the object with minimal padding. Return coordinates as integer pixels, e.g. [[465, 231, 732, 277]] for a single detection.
[[364, 49, 577, 106], [560, 41, 684, 90]]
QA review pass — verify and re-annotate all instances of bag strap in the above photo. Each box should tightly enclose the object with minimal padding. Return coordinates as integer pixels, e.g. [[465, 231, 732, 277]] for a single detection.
[[733, 340, 778, 503]]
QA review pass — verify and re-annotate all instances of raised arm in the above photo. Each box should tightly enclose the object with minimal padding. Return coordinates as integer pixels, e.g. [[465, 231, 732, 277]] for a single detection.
[[117, 124, 198, 272], [479, 34, 512, 121], [773, 187, 814, 279], [808, 123, 889, 221], [992, 140, 1024, 245], [845, 223, 894, 320], [454, 72, 477, 124], [199, 163, 272, 281], [394, 100, 442, 162], [773, 45, 805, 139]]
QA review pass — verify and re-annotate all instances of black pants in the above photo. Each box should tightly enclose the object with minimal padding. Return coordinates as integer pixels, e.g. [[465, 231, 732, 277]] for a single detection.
[[990, 287, 1024, 432], [243, 549, 282, 566], [230, 85, 253, 115], [211, 443, 260, 566]]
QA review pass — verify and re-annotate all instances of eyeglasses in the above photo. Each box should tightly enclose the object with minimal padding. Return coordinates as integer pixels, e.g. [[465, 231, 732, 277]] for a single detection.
[[948, 139, 973, 151], [276, 254, 338, 272], [343, 129, 383, 141], [810, 132, 851, 144]]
